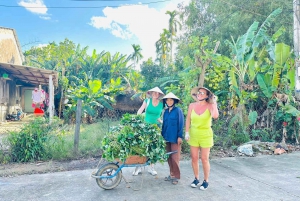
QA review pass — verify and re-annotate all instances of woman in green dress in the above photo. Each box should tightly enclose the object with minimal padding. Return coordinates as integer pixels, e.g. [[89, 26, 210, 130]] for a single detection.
[[133, 87, 164, 176]]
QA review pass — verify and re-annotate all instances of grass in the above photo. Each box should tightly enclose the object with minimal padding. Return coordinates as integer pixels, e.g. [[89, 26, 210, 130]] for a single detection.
[[47, 118, 120, 161]]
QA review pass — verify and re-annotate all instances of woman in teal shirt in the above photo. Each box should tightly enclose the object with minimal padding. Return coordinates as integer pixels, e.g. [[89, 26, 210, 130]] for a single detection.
[[137, 87, 164, 124], [133, 87, 164, 176]]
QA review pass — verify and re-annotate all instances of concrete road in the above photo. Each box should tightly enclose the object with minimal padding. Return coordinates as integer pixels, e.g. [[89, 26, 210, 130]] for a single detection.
[[1, 152, 300, 201]]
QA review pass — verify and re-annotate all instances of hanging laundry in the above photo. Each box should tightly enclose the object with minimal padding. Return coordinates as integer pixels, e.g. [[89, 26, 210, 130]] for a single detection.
[[32, 88, 42, 108]]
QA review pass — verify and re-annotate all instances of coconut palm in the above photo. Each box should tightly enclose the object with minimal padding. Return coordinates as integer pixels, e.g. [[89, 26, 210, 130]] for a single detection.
[[130, 44, 143, 69]]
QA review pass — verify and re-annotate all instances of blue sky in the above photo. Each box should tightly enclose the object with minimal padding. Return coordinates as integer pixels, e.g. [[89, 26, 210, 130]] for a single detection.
[[0, 0, 185, 63]]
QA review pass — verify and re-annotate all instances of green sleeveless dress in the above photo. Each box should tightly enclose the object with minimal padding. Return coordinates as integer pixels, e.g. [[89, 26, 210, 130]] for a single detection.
[[145, 98, 163, 124]]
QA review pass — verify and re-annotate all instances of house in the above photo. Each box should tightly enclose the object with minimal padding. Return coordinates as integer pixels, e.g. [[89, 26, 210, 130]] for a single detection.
[[0, 26, 58, 122]]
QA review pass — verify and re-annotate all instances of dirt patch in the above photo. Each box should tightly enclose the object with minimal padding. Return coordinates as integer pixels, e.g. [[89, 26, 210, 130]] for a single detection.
[[0, 157, 101, 177]]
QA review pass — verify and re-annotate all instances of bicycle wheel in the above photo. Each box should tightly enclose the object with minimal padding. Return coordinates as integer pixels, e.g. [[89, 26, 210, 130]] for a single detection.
[[95, 163, 122, 190]]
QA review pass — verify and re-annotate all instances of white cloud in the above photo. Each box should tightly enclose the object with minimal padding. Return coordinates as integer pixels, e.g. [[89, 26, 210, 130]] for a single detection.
[[18, 0, 49, 16], [36, 43, 48, 48], [88, 1, 184, 62], [39, 16, 51, 20]]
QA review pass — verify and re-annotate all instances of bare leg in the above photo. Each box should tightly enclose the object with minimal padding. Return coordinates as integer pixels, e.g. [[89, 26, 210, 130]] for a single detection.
[[200, 147, 210, 182], [190, 146, 200, 179]]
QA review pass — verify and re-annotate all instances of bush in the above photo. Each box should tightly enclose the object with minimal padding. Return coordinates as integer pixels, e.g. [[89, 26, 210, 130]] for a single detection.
[[6, 117, 57, 162], [101, 114, 167, 163]]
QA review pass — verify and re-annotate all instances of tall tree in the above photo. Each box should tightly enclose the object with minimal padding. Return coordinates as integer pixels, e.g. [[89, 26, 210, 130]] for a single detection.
[[155, 29, 171, 66], [24, 39, 88, 118], [166, 10, 182, 63], [130, 44, 143, 69], [177, 0, 292, 56]]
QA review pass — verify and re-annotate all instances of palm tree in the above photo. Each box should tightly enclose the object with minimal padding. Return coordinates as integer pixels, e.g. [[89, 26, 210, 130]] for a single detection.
[[155, 29, 171, 67], [166, 10, 181, 63], [130, 44, 143, 69]]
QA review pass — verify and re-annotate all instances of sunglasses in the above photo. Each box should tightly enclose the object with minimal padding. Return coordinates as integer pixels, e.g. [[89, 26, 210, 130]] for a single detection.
[[197, 91, 206, 95]]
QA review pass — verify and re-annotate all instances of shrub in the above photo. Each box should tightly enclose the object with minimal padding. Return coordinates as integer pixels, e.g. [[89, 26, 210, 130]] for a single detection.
[[7, 117, 56, 162]]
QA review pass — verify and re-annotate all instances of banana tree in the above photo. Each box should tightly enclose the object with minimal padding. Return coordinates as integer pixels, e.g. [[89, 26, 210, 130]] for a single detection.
[[225, 8, 282, 109], [223, 8, 283, 136], [65, 79, 124, 123], [257, 43, 293, 99]]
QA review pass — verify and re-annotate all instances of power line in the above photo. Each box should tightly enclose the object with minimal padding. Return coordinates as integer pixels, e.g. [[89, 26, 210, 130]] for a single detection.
[[0, 0, 171, 9]]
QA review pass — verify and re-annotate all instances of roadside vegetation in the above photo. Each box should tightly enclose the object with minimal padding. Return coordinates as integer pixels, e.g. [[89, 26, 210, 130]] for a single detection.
[[0, 117, 119, 163], [1, 0, 300, 164]]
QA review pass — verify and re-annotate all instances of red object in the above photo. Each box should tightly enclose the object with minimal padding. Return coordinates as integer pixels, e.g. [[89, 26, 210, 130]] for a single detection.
[[32, 103, 36, 108], [34, 108, 44, 116], [297, 117, 300, 121], [283, 122, 288, 127]]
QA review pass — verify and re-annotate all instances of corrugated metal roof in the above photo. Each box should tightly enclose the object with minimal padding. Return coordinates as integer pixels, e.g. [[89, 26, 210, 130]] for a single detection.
[[0, 62, 58, 86]]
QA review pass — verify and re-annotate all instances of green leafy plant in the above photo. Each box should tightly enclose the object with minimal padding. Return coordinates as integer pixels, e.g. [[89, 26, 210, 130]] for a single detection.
[[101, 114, 168, 163], [6, 118, 53, 162]]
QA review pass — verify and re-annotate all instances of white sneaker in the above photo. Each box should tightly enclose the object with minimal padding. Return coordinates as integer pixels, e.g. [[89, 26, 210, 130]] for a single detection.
[[132, 167, 142, 176], [147, 167, 157, 176]]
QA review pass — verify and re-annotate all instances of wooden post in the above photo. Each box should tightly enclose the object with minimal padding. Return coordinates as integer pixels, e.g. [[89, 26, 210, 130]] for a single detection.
[[74, 99, 82, 154], [49, 75, 54, 123], [294, 0, 300, 99]]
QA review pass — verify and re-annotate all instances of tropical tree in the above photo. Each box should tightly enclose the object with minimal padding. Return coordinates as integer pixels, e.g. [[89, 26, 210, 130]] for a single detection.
[[24, 39, 89, 118], [166, 10, 182, 63], [130, 44, 143, 69], [140, 58, 165, 90], [225, 8, 282, 110], [65, 79, 124, 123], [155, 29, 171, 66], [177, 0, 293, 56]]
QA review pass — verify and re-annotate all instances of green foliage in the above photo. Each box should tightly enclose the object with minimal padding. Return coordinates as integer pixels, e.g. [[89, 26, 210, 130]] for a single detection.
[[65, 79, 124, 123], [181, 140, 190, 154], [140, 58, 166, 89], [212, 117, 231, 147], [101, 114, 167, 163], [251, 128, 277, 142], [130, 44, 143, 68], [248, 110, 258, 125], [0, 150, 10, 164], [230, 128, 250, 145], [6, 118, 55, 162], [178, 0, 292, 55]]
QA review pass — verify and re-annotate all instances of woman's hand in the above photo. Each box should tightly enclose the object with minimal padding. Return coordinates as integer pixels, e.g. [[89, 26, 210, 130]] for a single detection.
[[177, 137, 182, 145], [213, 95, 218, 104], [185, 132, 190, 141]]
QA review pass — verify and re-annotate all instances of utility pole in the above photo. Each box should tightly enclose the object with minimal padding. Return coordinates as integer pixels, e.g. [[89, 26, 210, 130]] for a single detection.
[[294, 0, 300, 99]]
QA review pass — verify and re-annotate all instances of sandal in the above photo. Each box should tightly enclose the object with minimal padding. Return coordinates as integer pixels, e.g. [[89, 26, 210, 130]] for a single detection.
[[171, 178, 179, 185], [164, 175, 173, 181]]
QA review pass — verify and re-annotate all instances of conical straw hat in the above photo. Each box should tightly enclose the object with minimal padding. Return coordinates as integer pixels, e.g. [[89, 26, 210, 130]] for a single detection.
[[146, 87, 164, 98], [162, 92, 180, 101]]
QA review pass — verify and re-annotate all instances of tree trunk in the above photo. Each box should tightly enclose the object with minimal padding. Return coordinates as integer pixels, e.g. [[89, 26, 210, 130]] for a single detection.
[[197, 41, 220, 87], [58, 68, 65, 118]]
